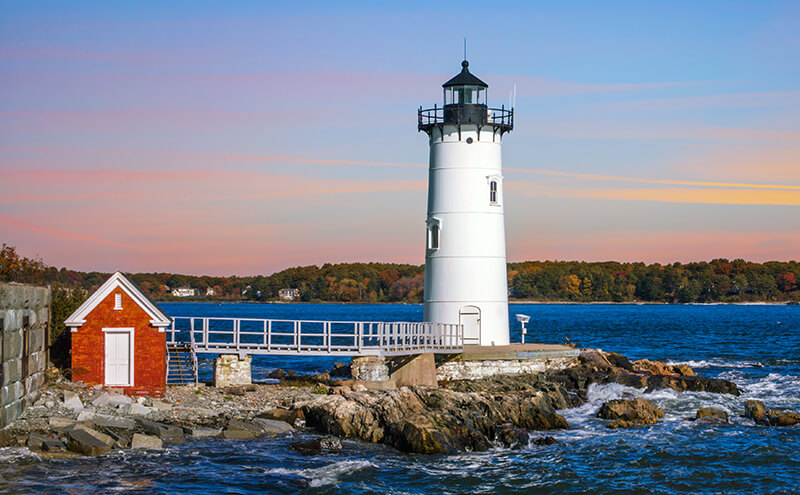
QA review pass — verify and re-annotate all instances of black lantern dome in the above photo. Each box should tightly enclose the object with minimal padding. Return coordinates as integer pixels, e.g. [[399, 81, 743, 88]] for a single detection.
[[418, 60, 513, 137]]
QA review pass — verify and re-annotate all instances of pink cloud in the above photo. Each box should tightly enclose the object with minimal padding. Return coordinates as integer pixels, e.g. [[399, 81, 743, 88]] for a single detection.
[[509, 231, 800, 264], [0, 214, 145, 250]]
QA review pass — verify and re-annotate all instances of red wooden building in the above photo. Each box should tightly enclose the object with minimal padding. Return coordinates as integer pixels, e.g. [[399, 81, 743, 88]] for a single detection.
[[65, 272, 172, 397]]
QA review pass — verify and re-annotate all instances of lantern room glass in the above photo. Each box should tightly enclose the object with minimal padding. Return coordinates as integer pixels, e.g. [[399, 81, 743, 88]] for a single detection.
[[444, 86, 486, 106]]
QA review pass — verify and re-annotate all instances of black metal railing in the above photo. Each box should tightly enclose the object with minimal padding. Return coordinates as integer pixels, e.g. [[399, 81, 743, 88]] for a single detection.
[[418, 104, 514, 134]]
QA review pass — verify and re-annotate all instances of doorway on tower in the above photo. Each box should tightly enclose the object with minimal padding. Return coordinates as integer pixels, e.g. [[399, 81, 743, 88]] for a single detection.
[[459, 306, 481, 345]]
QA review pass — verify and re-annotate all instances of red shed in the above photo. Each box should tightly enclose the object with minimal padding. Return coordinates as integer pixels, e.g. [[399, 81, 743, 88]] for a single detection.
[[65, 272, 172, 397]]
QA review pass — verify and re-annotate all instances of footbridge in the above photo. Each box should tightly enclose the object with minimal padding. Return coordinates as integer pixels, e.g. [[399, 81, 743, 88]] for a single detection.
[[166, 317, 463, 357], [165, 317, 463, 385]]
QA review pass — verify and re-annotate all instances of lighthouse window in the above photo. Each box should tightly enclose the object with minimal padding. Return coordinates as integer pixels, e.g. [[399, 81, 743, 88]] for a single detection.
[[428, 224, 440, 250], [490, 180, 498, 204]]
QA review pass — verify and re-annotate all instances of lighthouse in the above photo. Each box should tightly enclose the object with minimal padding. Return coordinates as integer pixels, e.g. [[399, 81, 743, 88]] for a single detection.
[[418, 60, 514, 346]]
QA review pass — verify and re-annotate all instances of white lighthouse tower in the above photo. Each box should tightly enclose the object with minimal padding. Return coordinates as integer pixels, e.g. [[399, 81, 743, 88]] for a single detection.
[[418, 60, 514, 346]]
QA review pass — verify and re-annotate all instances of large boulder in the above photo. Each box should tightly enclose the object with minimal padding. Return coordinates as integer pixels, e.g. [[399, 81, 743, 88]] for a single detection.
[[257, 408, 305, 428], [299, 385, 568, 454], [695, 407, 729, 424], [631, 359, 695, 377], [767, 410, 800, 427], [131, 433, 162, 449], [290, 436, 342, 453], [66, 425, 115, 456], [138, 419, 183, 441], [91, 414, 135, 430], [62, 391, 83, 412], [226, 419, 264, 437], [744, 400, 768, 424], [252, 418, 294, 435], [597, 398, 664, 428], [611, 370, 740, 396]]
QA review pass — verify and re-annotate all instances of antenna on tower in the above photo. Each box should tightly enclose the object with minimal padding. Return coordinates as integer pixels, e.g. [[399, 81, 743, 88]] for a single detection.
[[463, 38, 467, 60], [513, 83, 517, 109]]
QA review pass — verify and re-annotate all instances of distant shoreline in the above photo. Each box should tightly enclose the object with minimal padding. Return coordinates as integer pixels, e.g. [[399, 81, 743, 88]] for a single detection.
[[156, 299, 797, 306]]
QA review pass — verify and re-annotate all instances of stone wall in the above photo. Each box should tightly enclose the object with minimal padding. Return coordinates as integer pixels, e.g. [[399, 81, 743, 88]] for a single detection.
[[0, 283, 51, 427], [436, 356, 578, 381]]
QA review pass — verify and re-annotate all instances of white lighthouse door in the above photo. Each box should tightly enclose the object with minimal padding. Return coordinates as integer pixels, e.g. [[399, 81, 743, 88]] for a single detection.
[[104, 329, 133, 386], [459, 306, 481, 346]]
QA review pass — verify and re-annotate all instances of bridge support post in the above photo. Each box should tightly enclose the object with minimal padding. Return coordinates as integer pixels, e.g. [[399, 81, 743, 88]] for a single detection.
[[214, 354, 252, 388], [350, 356, 389, 382], [387, 353, 437, 388]]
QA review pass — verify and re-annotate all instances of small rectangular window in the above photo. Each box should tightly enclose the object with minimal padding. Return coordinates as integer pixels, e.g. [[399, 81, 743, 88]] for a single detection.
[[490, 181, 498, 204], [428, 225, 440, 250], [114, 293, 122, 310]]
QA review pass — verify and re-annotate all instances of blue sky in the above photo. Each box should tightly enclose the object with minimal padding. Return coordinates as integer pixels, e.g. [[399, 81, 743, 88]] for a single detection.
[[1, 1, 799, 275]]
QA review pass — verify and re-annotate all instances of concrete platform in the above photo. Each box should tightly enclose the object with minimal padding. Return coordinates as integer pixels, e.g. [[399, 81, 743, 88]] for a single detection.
[[460, 343, 579, 362]]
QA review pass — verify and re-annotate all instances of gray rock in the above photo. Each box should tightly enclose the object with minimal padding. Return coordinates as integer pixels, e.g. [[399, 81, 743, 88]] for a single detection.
[[43, 438, 68, 452], [63, 391, 83, 412], [49, 416, 77, 431], [127, 403, 154, 416], [92, 414, 136, 430], [131, 433, 163, 449], [252, 417, 294, 435], [107, 394, 133, 407], [27, 432, 50, 450], [76, 411, 96, 422], [223, 429, 256, 440], [91, 392, 112, 407], [100, 428, 131, 449], [44, 400, 56, 408], [290, 436, 342, 453], [138, 419, 183, 440], [188, 427, 222, 438], [319, 436, 342, 450], [149, 400, 172, 411], [227, 419, 263, 436], [66, 426, 114, 456]]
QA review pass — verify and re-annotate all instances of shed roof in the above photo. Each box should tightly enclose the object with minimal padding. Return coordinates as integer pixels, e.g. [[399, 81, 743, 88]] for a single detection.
[[65, 271, 172, 329]]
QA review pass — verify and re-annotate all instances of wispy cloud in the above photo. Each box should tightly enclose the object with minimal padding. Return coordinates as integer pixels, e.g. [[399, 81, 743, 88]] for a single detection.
[[510, 182, 800, 206], [0, 214, 146, 250], [506, 168, 800, 191], [590, 90, 800, 111], [509, 231, 800, 264]]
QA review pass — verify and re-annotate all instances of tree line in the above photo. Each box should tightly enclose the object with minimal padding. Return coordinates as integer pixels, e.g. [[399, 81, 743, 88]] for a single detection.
[[2, 244, 798, 303]]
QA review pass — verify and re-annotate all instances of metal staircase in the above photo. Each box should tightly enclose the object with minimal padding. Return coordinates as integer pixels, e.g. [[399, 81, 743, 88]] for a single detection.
[[166, 343, 198, 385]]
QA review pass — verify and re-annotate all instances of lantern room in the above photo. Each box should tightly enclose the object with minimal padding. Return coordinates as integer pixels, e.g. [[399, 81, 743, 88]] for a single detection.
[[443, 60, 488, 106]]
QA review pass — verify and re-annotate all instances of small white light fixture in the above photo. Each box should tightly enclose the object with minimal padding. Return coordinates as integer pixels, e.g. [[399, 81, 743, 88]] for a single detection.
[[515, 314, 530, 343]]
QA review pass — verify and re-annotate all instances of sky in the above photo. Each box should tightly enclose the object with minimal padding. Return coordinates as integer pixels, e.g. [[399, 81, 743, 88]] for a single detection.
[[1, 1, 799, 276]]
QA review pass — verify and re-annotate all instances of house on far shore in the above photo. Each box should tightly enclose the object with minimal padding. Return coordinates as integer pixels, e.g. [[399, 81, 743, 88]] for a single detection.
[[65, 271, 172, 397], [205, 287, 215, 297], [278, 288, 300, 301], [171, 287, 195, 297]]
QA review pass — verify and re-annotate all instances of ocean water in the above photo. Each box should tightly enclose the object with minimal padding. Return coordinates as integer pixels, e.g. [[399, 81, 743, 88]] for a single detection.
[[2, 303, 799, 494]]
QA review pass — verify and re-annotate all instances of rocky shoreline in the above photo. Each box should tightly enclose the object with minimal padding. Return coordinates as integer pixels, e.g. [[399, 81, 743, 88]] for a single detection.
[[1, 348, 797, 458]]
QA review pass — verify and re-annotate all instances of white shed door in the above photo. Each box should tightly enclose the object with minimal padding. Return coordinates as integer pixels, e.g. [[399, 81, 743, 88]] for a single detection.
[[105, 330, 132, 386]]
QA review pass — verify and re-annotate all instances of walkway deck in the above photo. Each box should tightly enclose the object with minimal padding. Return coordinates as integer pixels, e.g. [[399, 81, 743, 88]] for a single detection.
[[165, 317, 463, 357]]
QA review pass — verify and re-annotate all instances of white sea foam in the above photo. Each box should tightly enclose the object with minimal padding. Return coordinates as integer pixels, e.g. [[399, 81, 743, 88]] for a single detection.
[[0, 447, 40, 465], [665, 358, 764, 369], [265, 459, 376, 487]]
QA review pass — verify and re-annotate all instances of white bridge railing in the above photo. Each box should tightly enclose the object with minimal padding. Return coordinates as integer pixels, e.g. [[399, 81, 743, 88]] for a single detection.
[[165, 317, 463, 357]]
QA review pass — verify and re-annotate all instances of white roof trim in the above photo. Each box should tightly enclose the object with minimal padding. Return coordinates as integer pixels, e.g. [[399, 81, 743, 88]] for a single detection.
[[65, 271, 172, 329]]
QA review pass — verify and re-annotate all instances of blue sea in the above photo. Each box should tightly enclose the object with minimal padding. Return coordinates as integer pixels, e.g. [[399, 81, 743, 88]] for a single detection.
[[2, 303, 799, 494]]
